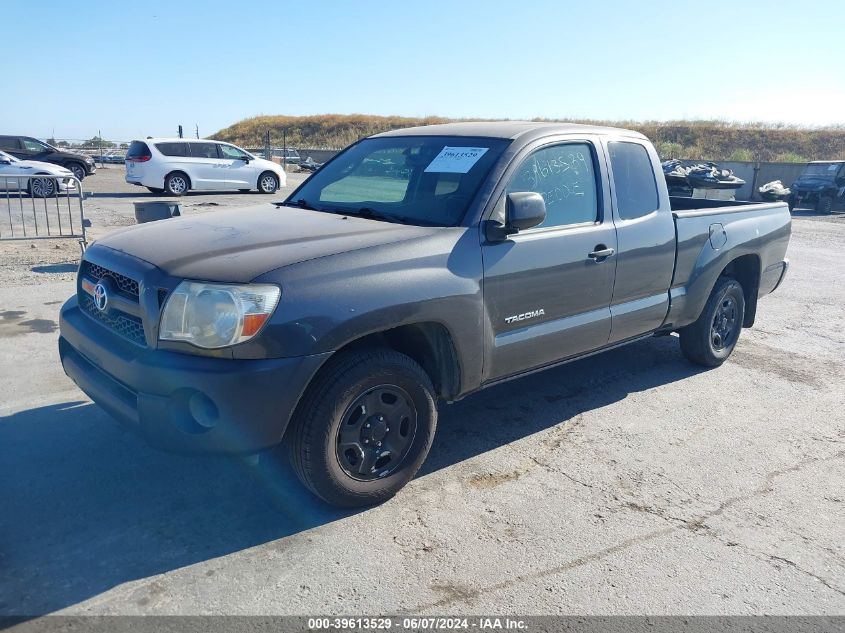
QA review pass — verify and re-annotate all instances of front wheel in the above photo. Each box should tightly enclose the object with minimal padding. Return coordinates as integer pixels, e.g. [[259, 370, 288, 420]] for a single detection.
[[817, 196, 833, 214], [29, 176, 57, 198], [287, 349, 438, 507], [258, 171, 279, 194], [679, 277, 745, 367], [66, 162, 86, 181]]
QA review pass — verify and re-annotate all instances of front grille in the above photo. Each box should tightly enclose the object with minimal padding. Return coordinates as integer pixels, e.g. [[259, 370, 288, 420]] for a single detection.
[[81, 261, 139, 299], [80, 295, 146, 346]]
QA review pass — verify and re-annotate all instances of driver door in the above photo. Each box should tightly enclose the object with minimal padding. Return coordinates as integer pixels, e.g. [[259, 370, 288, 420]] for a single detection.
[[481, 141, 617, 382], [218, 143, 256, 189]]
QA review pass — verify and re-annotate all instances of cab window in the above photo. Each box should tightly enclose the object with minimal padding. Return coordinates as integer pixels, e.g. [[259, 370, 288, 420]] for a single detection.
[[505, 143, 599, 228]]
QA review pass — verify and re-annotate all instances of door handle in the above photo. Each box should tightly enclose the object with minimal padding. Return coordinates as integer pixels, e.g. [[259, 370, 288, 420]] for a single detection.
[[588, 246, 615, 261]]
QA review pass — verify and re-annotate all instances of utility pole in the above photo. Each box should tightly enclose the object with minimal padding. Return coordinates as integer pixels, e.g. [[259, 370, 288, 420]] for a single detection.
[[97, 129, 103, 168], [178, 125, 183, 139], [282, 128, 287, 170], [265, 130, 271, 162], [195, 124, 199, 139]]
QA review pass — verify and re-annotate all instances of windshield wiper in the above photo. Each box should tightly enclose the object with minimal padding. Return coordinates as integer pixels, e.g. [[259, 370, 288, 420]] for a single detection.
[[343, 207, 409, 224], [281, 198, 319, 211]]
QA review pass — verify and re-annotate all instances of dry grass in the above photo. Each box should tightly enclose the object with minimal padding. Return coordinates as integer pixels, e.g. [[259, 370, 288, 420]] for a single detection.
[[212, 114, 845, 162]]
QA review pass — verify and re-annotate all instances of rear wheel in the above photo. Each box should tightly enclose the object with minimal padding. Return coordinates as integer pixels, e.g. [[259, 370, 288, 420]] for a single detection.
[[287, 348, 438, 507], [164, 172, 189, 196], [679, 277, 745, 367], [258, 171, 279, 194]]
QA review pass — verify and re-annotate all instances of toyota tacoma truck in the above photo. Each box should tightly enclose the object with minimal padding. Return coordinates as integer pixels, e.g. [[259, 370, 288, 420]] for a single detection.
[[59, 122, 791, 506]]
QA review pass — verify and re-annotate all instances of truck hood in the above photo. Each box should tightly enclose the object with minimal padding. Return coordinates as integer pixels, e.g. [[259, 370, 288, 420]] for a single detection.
[[97, 204, 439, 282]]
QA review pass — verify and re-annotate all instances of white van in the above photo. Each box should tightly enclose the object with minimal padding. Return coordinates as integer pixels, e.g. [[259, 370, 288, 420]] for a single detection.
[[125, 138, 287, 196]]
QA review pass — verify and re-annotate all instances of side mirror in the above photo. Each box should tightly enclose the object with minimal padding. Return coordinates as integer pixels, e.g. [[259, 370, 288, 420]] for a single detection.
[[505, 192, 546, 233], [240, 156, 250, 163], [0, 159, 11, 165]]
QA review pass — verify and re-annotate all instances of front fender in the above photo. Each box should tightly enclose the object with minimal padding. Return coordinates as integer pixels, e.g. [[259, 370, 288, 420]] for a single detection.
[[243, 228, 485, 392]]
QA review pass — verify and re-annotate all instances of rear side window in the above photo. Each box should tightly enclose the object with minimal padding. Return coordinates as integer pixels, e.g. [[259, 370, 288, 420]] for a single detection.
[[126, 141, 151, 159], [0, 137, 20, 150], [156, 142, 187, 157], [189, 143, 220, 159], [608, 142, 659, 220]]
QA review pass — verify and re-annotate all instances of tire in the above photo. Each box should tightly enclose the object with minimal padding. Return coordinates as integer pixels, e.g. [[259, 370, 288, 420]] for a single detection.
[[65, 162, 86, 181], [257, 171, 279, 194], [817, 196, 833, 214], [287, 348, 438, 507], [679, 277, 745, 367], [29, 176, 57, 198], [164, 172, 189, 196], [146, 187, 164, 194]]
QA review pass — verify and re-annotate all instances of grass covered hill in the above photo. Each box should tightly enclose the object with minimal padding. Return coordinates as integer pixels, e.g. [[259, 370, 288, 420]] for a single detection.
[[212, 114, 845, 162]]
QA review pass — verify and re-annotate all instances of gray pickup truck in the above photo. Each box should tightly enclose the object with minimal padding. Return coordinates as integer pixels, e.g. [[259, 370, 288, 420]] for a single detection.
[[59, 122, 791, 506]]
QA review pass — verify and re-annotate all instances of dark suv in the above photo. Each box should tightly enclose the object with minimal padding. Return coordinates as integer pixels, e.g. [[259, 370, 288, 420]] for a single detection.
[[0, 135, 96, 180], [788, 161, 845, 213]]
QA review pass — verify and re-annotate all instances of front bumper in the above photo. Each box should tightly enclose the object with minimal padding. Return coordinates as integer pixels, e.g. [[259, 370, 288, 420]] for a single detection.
[[59, 296, 330, 454]]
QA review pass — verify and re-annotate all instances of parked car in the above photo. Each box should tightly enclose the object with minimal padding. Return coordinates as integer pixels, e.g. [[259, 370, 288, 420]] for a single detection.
[[279, 148, 301, 165], [788, 161, 845, 213], [0, 150, 76, 197], [59, 122, 791, 507], [92, 153, 126, 164], [125, 138, 287, 196], [0, 135, 96, 181]]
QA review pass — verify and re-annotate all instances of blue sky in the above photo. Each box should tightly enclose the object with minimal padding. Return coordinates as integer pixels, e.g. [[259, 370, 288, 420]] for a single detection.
[[3, 0, 843, 141]]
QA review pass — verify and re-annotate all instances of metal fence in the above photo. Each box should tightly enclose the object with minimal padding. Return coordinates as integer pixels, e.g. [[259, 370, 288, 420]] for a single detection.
[[1, 175, 87, 250]]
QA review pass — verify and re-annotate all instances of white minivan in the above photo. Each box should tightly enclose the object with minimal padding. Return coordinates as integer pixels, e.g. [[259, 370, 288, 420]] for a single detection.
[[125, 138, 287, 196]]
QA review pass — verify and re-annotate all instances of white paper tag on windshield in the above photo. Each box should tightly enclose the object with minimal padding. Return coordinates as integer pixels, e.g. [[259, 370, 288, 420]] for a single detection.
[[424, 146, 489, 173]]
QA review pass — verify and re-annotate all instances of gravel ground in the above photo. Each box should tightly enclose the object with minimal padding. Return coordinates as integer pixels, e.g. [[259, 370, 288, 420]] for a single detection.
[[0, 171, 843, 617]]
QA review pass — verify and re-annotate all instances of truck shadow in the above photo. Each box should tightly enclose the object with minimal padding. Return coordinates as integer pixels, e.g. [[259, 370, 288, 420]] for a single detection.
[[422, 335, 704, 475], [0, 336, 702, 615], [0, 401, 351, 616]]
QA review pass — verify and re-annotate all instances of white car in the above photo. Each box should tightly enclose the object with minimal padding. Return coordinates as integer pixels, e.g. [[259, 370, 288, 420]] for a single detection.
[[0, 150, 76, 197], [125, 138, 287, 196]]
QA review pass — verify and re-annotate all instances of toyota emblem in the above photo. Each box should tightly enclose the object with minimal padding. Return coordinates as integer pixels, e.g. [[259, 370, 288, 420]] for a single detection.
[[93, 282, 109, 312]]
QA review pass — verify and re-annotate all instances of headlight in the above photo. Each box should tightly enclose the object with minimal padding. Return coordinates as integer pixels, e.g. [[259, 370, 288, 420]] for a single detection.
[[159, 282, 280, 349]]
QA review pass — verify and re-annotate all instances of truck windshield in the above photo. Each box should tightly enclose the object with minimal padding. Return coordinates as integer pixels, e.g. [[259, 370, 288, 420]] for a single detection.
[[286, 136, 510, 226], [801, 163, 842, 178]]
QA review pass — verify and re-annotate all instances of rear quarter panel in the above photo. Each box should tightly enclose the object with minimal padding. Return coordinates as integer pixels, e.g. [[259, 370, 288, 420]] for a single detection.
[[666, 201, 791, 329]]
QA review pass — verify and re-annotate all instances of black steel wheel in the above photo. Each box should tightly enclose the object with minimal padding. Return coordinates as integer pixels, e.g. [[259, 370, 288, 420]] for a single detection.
[[335, 385, 418, 481], [287, 348, 437, 507], [679, 276, 745, 367]]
